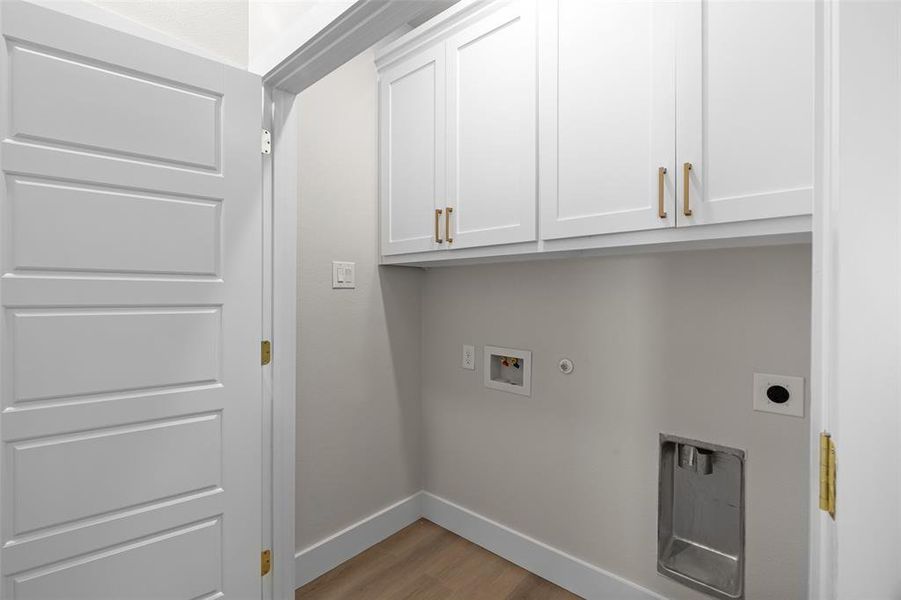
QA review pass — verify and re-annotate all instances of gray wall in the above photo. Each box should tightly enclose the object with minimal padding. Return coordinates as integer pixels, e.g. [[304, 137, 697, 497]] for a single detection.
[[295, 49, 423, 550], [421, 245, 811, 600]]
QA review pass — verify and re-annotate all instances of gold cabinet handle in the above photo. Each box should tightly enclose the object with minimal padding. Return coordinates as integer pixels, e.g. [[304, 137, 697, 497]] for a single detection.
[[435, 208, 443, 243], [445, 207, 454, 243], [658, 167, 667, 219], [683, 162, 693, 216]]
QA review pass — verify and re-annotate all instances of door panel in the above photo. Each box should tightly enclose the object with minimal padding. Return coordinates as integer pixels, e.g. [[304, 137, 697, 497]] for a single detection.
[[446, 1, 537, 249], [0, 2, 262, 598], [8, 177, 220, 276], [676, 0, 815, 225], [379, 46, 445, 255], [11, 414, 220, 534], [9, 42, 220, 171], [10, 308, 220, 403], [12, 519, 222, 600], [540, 0, 675, 239]]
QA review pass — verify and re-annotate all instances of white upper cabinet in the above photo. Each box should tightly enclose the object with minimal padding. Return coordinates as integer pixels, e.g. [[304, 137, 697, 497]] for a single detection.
[[377, 0, 817, 265], [540, 0, 676, 239], [446, 1, 537, 248], [676, 0, 815, 226], [379, 45, 446, 255]]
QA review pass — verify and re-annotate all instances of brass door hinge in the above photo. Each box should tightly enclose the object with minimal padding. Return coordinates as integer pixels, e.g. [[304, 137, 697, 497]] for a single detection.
[[261, 549, 272, 576], [819, 432, 836, 519], [261, 340, 272, 366]]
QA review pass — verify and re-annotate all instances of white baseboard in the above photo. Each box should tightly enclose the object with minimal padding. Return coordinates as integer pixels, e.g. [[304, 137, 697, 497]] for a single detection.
[[420, 492, 667, 600], [294, 492, 422, 588], [295, 490, 666, 600]]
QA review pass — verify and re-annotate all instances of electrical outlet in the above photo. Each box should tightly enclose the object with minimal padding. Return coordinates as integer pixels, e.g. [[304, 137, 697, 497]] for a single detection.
[[332, 261, 355, 289], [753, 373, 805, 417], [462, 345, 475, 370]]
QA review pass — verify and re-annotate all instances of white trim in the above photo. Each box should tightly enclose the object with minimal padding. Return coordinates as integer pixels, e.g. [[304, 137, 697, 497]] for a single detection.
[[421, 493, 666, 600], [293, 491, 667, 599], [262, 85, 275, 600], [374, 0, 491, 69], [265, 5, 455, 597], [381, 216, 812, 268], [250, 1, 356, 76], [262, 1, 450, 93], [294, 493, 423, 588], [808, 0, 836, 597], [267, 87, 299, 600]]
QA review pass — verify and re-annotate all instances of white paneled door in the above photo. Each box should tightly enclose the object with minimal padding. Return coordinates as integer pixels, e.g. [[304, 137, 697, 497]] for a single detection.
[[540, 0, 675, 239], [0, 2, 262, 599]]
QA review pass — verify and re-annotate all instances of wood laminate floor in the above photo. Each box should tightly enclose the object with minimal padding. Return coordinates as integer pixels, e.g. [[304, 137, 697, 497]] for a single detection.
[[295, 519, 583, 600]]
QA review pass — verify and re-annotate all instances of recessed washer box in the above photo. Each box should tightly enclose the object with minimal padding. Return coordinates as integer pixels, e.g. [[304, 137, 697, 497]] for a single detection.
[[484, 346, 531, 396]]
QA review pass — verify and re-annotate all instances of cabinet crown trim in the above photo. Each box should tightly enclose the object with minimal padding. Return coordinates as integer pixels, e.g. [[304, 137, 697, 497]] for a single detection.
[[375, 0, 493, 69]]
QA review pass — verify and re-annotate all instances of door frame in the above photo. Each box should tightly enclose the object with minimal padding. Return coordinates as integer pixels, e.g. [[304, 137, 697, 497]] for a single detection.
[[807, 0, 835, 597], [266, 3, 839, 598], [810, 0, 901, 597], [261, 85, 298, 600], [261, 3, 462, 597], [265, 1, 844, 599]]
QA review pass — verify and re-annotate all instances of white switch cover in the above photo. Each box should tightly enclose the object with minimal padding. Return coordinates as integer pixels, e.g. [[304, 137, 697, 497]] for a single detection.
[[753, 373, 805, 417], [462, 345, 475, 370], [332, 261, 355, 289]]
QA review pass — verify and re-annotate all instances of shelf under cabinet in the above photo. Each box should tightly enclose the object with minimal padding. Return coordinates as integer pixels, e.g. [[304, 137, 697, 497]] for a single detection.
[[379, 214, 811, 268]]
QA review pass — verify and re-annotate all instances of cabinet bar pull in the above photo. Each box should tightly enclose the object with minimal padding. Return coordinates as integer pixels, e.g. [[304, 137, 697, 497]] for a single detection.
[[682, 162, 693, 216], [658, 167, 667, 219], [435, 208, 444, 243], [445, 206, 454, 243]]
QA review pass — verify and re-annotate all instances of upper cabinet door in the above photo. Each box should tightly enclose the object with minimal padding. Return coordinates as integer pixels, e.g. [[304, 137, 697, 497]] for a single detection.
[[676, 0, 815, 226], [540, 0, 676, 240], [445, 1, 537, 249], [380, 46, 446, 255]]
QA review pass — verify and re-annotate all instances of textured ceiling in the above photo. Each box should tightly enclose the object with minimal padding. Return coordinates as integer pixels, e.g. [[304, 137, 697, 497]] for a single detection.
[[89, 0, 250, 67]]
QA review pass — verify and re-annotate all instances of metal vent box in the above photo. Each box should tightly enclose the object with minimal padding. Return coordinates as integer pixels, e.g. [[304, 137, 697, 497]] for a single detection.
[[658, 434, 745, 599]]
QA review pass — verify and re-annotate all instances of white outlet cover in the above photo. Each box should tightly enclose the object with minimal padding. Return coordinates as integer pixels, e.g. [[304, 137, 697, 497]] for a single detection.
[[753, 373, 805, 418], [462, 345, 475, 370]]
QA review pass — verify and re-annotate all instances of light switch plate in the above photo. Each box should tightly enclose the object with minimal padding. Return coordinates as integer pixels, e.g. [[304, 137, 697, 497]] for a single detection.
[[332, 261, 355, 289], [462, 345, 475, 370], [753, 373, 805, 417]]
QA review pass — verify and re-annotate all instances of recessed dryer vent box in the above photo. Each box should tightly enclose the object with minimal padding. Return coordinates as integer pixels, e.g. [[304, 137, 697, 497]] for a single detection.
[[484, 346, 531, 396]]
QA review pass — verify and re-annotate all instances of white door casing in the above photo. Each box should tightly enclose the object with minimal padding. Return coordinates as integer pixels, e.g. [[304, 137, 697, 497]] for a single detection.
[[540, 0, 676, 240], [446, 0, 537, 249], [828, 2, 901, 597], [379, 44, 446, 256], [0, 2, 262, 598], [676, 0, 815, 226]]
